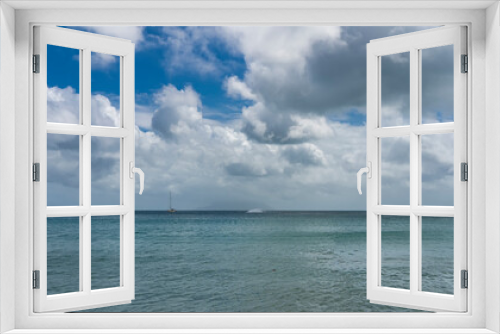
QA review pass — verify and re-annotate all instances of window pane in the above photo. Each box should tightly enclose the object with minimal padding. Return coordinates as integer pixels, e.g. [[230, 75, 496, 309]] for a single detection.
[[421, 45, 454, 124], [47, 45, 80, 124], [91, 52, 120, 127], [92, 216, 121, 290], [381, 52, 410, 127], [47, 217, 80, 295], [91, 137, 121, 206], [421, 133, 454, 206], [381, 136, 410, 205], [421, 217, 454, 294], [47, 134, 80, 206], [381, 215, 410, 290]]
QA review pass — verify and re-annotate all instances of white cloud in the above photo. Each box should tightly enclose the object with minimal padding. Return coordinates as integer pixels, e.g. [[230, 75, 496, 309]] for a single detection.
[[135, 112, 154, 130], [240, 102, 333, 144], [48, 83, 450, 211], [46, 26, 453, 211], [221, 26, 345, 68], [224, 76, 257, 101], [47, 86, 79, 124], [91, 53, 119, 69], [47, 86, 120, 126], [282, 143, 327, 166], [159, 27, 229, 76], [151, 84, 202, 140], [91, 94, 120, 127], [216, 26, 349, 144], [287, 115, 333, 142], [132, 84, 370, 210]]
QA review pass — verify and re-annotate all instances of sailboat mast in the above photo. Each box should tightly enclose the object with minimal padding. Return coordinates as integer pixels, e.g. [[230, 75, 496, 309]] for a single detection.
[[169, 191, 172, 210]]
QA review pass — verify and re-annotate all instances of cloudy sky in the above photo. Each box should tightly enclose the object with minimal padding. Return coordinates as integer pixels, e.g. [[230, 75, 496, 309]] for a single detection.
[[46, 26, 454, 211]]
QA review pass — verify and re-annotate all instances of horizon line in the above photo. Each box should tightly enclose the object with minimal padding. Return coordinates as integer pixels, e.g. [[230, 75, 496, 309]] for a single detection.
[[134, 209, 367, 212]]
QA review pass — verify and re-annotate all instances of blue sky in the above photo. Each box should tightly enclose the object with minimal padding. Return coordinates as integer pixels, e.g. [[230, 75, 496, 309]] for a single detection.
[[46, 26, 454, 210]]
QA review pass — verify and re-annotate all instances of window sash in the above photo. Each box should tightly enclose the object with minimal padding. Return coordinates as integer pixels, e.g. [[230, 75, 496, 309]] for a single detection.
[[32, 26, 136, 313], [366, 26, 468, 312]]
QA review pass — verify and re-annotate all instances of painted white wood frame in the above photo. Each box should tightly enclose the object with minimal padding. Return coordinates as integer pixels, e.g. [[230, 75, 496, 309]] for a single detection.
[[366, 26, 467, 312], [0, 1, 497, 333], [32, 26, 136, 313]]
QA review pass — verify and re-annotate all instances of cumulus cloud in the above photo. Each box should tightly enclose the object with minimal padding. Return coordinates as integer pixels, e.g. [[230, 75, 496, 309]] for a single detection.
[[157, 27, 234, 76], [220, 26, 348, 115], [282, 144, 326, 166], [48, 81, 453, 210], [221, 26, 346, 68], [47, 86, 120, 126], [47, 26, 454, 210], [216, 26, 451, 144], [91, 53, 119, 69], [241, 103, 333, 144], [133, 118, 368, 210], [224, 76, 257, 101], [151, 84, 202, 140], [91, 94, 120, 126], [218, 26, 349, 144], [47, 86, 79, 124]]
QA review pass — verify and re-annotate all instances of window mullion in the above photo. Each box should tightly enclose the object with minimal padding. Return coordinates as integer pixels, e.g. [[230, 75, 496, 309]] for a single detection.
[[82, 47, 92, 294], [409, 47, 420, 294]]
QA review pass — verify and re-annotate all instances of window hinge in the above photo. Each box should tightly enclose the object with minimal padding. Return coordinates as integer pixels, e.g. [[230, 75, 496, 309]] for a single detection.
[[33, 54, 40, 73], [461, 54, 468, 73], [461, 270, 468, 289], [33, 163, 40, 182], [461, 162, 468, 181], [33, 270, 40, 289]]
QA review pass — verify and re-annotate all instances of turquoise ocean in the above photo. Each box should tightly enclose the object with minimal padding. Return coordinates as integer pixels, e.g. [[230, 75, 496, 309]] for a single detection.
[[46, 211, 454, 312]]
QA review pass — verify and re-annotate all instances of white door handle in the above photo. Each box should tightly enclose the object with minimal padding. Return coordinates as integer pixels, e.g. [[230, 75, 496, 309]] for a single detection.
[[129, 161, 145, 195], [357, 162, 372, 195]]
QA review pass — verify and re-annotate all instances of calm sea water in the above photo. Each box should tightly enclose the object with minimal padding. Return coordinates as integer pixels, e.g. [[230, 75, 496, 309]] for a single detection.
[[46, 211, 454, 312]]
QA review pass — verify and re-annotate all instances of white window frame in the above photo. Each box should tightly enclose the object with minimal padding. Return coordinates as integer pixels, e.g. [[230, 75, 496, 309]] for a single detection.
[[1, 1, 499, 333]]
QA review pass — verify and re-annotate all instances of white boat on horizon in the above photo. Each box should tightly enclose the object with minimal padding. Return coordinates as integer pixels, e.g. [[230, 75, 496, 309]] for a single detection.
[[247, 208, 264, 213]]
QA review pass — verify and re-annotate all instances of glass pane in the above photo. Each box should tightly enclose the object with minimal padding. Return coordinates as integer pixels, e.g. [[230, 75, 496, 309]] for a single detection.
[[47, 217, 80, 295], [421, 45, 454, 124], [421, 133, 454, 206], [381, 215, 410, 290], [92, 216, 121, 290], [91, 52, 120, 127], [381, 136, 410, 205], [47, 45, 80, 124], [421, 217, 454, 294], [91, 137, 121, 206], [47, 134, 80, 206], [381, 52, 410, 127]]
